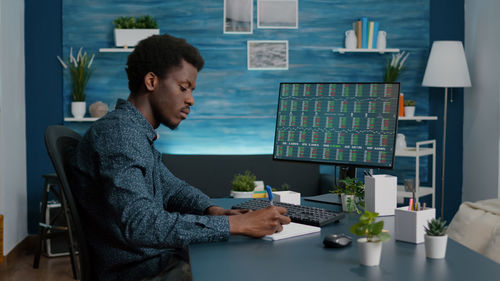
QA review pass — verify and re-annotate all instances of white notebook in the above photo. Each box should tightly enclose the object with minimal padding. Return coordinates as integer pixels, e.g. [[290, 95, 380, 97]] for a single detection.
[[263, 222, 321, 241]]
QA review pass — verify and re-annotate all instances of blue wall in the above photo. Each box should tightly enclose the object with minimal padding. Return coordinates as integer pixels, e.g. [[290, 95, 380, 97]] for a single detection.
[[62, 0, 430, 156], [25, 0, 463, 233]]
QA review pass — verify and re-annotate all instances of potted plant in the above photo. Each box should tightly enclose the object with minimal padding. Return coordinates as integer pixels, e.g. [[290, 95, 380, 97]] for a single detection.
[[113, 15, 160, 48], [350, 210, 390, 266], [230, 170, 257, 198], [404, 99, 416, 117], [57, 47, 95, 119], [424, 218, 448, 259], [383, 51, 410, 82], [331, 177, 364, 213]]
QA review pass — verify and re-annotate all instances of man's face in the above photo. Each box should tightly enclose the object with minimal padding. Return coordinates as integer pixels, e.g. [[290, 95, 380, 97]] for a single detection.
[[149, 59, 197, 130]]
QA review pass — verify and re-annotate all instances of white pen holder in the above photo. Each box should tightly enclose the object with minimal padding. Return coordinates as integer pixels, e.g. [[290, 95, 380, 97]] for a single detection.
[[395, 207, 435, 244], [364, 174, 397, 216]]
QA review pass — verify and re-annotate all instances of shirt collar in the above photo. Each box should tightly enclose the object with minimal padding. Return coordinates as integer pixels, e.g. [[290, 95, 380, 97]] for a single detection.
[[115, 98, 158, 143]]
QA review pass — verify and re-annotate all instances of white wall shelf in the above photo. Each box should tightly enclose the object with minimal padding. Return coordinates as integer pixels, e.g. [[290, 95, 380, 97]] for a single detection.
[[64, 117, 99, 122], [398, 116, 438, 121], [99, 48, 134, 53], [395, 139, 436, 208], [332, 48, 400, 54]]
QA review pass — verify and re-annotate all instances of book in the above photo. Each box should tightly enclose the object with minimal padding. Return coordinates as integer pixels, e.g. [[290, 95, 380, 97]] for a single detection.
[[368, 21, 374, 49], [361, 17, 368, 48], [372, 21, 380, 48], [355, 20, 362, 48], [263, 222, 321, 241]]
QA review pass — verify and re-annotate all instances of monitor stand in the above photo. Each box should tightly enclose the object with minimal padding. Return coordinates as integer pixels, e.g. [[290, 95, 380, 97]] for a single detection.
[[339, 166, 356, 180]]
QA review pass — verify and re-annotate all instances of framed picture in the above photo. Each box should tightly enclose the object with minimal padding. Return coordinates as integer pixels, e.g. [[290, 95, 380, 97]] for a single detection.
[[257, 0, 298, 29], [247, 40, 289, 70], [224, 0, 253, 34]]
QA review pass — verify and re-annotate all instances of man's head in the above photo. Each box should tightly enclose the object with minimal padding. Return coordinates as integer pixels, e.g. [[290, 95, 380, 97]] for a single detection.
[[126, 34, 204, 129]]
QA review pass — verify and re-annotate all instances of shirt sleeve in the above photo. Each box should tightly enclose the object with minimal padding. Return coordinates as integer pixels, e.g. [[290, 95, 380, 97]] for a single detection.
[[94, 128, 230, 249]]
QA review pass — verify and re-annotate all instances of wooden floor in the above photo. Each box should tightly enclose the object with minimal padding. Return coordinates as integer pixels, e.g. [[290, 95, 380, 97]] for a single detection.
[[0, 237, 74, 281]]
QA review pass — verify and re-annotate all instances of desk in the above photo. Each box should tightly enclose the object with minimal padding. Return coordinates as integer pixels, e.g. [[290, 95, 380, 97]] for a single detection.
[[190, 198, 500, 281]]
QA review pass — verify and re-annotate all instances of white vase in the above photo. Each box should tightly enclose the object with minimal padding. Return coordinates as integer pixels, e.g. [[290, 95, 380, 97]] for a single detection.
[[71, 101, 86, 119], [425, 234, 448, 259], [341, 194, 356, 212], [357, 238, 382, 266], [404, 106, 416, 117], [230, 190, 254, 198]]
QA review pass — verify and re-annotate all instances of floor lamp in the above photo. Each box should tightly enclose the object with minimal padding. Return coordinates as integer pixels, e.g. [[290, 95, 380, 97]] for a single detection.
[[422, 41, 471, 218]]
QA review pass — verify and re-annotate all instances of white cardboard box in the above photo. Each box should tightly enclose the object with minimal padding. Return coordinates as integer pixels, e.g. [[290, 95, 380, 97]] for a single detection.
[[273, 191, 301, 205], [395, 206, 436, 244], [364, 175, 397, 216]]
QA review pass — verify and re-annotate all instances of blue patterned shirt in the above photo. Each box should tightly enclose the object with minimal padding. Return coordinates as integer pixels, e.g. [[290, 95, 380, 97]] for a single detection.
[[70, 99, 230, 281]]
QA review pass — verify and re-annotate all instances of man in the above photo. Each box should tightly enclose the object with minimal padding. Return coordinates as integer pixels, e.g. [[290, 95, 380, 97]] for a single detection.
[[70, 34, 290, 281]]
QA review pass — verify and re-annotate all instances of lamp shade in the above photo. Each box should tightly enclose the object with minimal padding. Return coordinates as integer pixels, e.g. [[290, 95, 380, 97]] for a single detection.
[[422, 41, 471, 87]]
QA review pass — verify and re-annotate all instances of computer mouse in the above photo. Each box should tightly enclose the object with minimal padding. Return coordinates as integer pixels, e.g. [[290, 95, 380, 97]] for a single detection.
[[323, 233, 352, 248]]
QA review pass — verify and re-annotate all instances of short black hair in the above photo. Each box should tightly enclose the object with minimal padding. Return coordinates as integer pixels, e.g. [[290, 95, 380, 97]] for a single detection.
[[125, 34, 204, 93]]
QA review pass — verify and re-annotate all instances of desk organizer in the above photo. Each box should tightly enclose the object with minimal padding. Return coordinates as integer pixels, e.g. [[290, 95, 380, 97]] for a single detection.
[[364, 175, 397, 216], [273, 191, 301, 205], [395, 206, 435, 244]]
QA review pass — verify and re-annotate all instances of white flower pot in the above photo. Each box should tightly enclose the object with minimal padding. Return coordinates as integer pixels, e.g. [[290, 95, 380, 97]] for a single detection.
[[341, 194, 356, 212], [357, 238, 382, 266], [425, 234, 448, 259], [404, 106, 415, 117], [114, 29, 160, 47], [230, 190, 254, 198], [71, 101, 86, 119]]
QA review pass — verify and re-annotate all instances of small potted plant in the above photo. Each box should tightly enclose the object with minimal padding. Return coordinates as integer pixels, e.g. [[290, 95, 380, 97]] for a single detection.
[[331, 177, 364, 213], [113, 15, 160, 48], [424, 218, 448, 259], [230, 170, 257, 198], [350, 210, 391, 266], [404, 99, 416, 117], [57, 47, 95, 119]]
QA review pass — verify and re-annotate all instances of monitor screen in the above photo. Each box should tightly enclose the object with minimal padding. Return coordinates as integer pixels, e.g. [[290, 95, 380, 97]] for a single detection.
[[273, 82, 400, 169]]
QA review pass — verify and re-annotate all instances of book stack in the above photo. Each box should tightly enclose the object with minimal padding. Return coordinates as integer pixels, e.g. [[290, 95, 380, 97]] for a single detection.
[[353, 17, 380, 49]]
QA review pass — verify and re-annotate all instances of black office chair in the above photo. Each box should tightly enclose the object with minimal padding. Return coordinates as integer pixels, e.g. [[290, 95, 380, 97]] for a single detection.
[[43, 125, 92, 281]]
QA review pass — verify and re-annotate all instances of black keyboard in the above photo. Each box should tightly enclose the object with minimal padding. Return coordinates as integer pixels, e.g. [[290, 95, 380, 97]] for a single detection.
[[232, 199, 345, 227]]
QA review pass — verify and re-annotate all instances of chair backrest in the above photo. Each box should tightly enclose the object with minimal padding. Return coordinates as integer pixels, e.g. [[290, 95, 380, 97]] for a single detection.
[[44, 125, 91, 281]]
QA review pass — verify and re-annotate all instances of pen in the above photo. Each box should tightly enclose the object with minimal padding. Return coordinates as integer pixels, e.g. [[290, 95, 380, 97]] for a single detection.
[[408, 198, 414, 211], [265, 185, 274, 206]]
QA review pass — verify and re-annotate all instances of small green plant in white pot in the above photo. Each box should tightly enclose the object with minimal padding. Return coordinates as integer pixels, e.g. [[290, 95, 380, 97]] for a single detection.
[[424, 218, 448, 259], [230, 170, 257, 198], [331, 177, 364, 213], [350, 210, 390, 266], [404, 99, 416, 117], [113, 15, 160, 47], [57, 47, 95, 119]]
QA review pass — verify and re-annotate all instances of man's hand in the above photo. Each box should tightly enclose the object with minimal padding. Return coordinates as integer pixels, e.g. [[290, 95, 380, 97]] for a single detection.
[[206, 206, 249, 216], [228, 206, 291, 238]]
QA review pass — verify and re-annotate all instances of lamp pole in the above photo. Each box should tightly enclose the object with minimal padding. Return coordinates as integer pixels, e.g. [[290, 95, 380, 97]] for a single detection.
[[441, 87, 448, 219]]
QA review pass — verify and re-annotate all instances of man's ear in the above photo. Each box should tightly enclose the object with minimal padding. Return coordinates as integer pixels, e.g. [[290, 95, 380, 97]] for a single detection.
[[144, 72, 157, 92]]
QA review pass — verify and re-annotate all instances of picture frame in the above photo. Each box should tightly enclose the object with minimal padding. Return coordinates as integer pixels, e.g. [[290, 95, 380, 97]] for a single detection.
[[224, 0, 253, 34], [257, 0, 298, 29], [247, 40, 289, 70]]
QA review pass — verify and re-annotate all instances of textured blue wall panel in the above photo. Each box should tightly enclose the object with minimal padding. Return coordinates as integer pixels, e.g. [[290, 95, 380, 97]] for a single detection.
[[62, 0, 430, 159]]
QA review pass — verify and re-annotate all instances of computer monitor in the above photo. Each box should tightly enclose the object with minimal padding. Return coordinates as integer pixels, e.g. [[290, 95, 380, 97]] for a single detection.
[[272, 82, 400, 178]]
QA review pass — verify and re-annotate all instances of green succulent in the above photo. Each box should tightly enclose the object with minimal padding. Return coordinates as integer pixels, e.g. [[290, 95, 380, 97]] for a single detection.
[[231, 170, 256, 192], [424, 218, 448, 236], [404, 100, 416, 106], [350, 210, 390, 242], [280, 183, 291, 191], [113, 15, 158, 29]]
